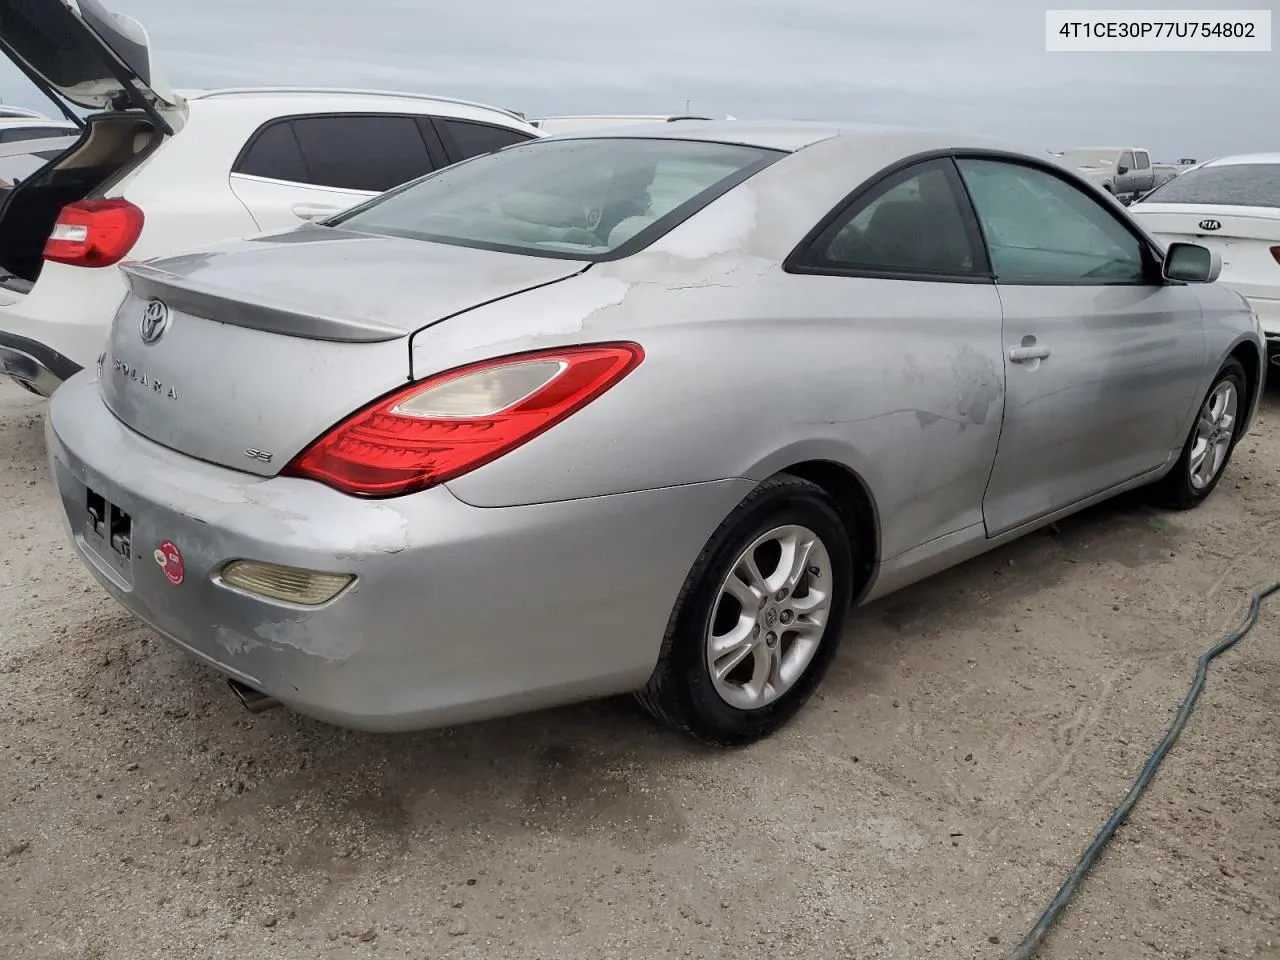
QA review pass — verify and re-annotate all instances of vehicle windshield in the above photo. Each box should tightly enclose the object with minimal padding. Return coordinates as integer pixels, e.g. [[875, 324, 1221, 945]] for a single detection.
[[1062, 149, 1122, 169], [1139, 163, 1280, 208], [329, 136, 782, 260]]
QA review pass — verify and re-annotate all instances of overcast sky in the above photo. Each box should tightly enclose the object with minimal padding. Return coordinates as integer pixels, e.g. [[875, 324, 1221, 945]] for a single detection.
[[2, 0, 1275, 160]]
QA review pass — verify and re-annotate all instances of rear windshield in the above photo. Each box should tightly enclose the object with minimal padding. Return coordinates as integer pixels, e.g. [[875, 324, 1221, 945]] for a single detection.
[[329, 137, 783, 260], [1141, 163, 1280, 208]]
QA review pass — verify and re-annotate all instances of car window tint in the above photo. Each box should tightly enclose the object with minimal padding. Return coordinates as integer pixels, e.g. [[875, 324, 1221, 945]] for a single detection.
[[1120, 151, 1135, 169], [234, 121, 308, 183], [1141, 163, 1280, 208], [0, 126, 73, 143], [437, 118, 533, 160], [1135, 152, 1150, 170], [811, 161, 980, 276], [291, 115, 433, 192], [957, 158, 1147, 284]]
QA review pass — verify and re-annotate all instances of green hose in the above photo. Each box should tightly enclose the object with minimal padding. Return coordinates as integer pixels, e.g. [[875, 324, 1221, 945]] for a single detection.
[[1005, 580, 1280, 960]]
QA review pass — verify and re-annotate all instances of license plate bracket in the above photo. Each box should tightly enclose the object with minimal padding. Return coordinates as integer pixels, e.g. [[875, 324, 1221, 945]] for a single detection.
[[85, 485, 133, 569]]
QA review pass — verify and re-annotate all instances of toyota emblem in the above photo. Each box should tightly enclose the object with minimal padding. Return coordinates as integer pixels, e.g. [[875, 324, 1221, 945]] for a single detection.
[[139, 299, 170, 344], [1198, 219, 1222, 231]]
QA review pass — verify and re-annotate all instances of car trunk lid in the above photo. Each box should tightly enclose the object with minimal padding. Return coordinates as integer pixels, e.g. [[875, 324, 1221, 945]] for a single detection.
[[100, 226, 590, 476], [0, 0, 185, 132]]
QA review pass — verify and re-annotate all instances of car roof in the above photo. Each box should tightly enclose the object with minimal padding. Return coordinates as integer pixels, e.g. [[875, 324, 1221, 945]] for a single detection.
[[536, 118, 1024, 156], [1200, 152, 1280, 167], [0, 105, 50, 120], [0, 117, 77, 127], [179, 87, 529, 124]]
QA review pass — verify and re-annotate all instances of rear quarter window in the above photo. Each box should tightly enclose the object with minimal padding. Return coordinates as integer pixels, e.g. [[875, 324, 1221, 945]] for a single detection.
[[436, 118, 535, 160]]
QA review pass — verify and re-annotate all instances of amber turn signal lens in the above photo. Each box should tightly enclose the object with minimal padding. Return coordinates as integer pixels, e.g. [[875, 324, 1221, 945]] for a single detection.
[[219, 560, 353, 605]]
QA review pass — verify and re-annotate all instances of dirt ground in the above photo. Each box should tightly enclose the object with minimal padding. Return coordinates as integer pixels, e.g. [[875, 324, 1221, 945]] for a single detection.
[[1, 376, 1278, 960]]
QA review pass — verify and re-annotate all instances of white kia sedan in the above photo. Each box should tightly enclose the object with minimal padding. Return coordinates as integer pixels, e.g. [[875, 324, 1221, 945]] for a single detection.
[[1129, 154, 1280, 362]]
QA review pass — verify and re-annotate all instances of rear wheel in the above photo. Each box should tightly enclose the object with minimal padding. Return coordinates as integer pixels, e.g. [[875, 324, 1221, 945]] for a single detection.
[[1151, 357, 1246, 509], [636, 475, 853, 746]]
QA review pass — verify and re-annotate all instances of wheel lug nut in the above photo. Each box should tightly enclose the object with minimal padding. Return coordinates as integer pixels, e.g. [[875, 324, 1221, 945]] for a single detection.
[[765, 632, 777, 647], [779, 610, 793, 624], [775, 589, 788, 601]]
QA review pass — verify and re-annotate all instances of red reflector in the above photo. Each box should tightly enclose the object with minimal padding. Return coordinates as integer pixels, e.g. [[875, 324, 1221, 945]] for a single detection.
[[284, 342, 644, 498], [1271, 245, 1280, 265], [43, 199, 144, 268]]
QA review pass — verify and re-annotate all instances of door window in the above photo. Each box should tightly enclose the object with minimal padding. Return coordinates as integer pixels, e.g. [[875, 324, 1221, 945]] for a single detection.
[[797, 159, 983, 278], [956, 158, 1149, 284], [435, 118, 534, 161], [234, 115, 436, 193], [1119, 151, 1135, 171], [290, 115, 434, 192], [1134, 151, 1151, 170]]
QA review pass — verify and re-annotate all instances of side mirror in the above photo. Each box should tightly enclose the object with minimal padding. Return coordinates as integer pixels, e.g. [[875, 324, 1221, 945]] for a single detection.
[[1163, 242, 1221, 283], [1117, 165, 1129, 175], [291, 202, 344, 222]]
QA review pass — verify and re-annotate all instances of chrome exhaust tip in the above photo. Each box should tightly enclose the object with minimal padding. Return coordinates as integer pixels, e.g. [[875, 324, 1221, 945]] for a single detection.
[[227, 678, 280, 714]]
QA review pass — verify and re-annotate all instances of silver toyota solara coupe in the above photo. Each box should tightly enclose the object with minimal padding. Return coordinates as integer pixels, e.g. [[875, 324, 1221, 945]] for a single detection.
[[45, 120, 1266, 745]]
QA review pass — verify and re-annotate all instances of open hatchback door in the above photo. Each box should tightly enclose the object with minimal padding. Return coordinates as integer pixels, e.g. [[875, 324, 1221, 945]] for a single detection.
[[0, 0, 185, 133]]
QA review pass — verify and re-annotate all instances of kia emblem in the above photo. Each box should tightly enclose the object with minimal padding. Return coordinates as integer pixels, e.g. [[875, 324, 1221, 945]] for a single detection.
[[139, 299, 170, 344], [1198, 219, 1222, 231]]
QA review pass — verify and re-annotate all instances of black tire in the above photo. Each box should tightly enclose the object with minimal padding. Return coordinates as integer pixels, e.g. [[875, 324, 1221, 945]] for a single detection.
[[1150, 357, 1248, 510], [635, 474, 854, 746]]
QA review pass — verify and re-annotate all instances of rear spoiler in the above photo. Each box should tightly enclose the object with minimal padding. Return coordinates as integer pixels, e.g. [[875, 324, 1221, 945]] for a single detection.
[[120, 259, 406, 344]]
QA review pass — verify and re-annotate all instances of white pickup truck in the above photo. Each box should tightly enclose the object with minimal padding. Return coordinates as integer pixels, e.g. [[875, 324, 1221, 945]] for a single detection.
[[1059, 147, 1181, 204]]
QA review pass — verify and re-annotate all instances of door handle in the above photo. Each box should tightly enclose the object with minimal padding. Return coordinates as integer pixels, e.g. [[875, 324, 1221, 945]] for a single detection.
[[291, 202, 342, 222], [1008, 344, 1051, 363]]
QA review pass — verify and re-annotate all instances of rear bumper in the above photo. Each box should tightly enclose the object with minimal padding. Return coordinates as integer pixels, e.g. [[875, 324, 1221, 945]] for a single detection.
[[0, 329, 83, 396], [1240, 297, 1280, 362], [46, 371, 749, 732], [0, 262, 128, 394], [1245, 296, 1280, 347]]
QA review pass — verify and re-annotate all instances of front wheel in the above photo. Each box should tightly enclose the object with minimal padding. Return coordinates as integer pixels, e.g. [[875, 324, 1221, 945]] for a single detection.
[[1150, 357, 1247, 509], [635, 474, 853, 746]]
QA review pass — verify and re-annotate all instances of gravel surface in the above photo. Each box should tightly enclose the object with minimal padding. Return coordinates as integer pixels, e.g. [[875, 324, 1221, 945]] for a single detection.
[[2, 376, 1278, 960]]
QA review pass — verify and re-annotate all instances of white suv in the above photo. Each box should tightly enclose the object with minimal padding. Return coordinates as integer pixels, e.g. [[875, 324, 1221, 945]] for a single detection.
[[0, 0, 541, 396]]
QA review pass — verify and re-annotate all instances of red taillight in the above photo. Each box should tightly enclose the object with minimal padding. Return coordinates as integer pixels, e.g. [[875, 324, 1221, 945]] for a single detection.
[[1271, 245, 1280, 265], [43, 199, 144, 268], [284, 342, 645, 498]]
